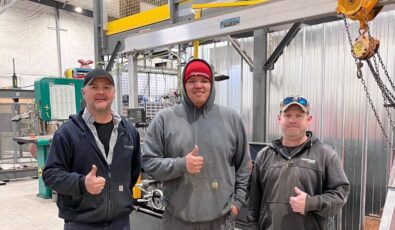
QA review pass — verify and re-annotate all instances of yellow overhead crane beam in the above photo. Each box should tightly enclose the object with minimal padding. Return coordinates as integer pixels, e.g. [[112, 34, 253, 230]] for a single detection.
[[107, 4, 170, 36], [191, 0, 269, 59], [107, 0, 269, 38]]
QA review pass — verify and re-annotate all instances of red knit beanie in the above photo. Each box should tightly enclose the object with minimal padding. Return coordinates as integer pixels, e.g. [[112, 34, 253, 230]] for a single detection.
[[183, 59, 212, 83]]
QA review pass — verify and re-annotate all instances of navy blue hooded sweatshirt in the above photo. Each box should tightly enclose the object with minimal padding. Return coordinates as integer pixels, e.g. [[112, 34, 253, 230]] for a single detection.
[[43, 109, 141, 224]]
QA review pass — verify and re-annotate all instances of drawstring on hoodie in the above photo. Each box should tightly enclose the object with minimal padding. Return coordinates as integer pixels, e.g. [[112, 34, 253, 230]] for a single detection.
[[192, 107, 208, 120]]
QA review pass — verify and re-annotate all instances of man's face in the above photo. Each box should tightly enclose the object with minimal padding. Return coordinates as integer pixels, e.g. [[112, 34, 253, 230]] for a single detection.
[[185, 75, 211, 109], [82, 77, 115, 114], [278, 104, 312, 141]]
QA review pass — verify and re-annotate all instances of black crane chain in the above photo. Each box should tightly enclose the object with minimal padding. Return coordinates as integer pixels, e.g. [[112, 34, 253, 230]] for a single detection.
[[342, 15, 393, 145]]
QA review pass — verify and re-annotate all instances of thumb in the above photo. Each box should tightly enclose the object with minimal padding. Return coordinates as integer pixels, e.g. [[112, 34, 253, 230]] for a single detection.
[[294, 187, 302, 195], [192, 145, 199, 156], [88, 165, 97, 177]]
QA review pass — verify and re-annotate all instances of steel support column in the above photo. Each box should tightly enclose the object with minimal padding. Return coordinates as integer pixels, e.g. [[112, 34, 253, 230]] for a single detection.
[[93, 0, 105, 66], [169, 0, 176, 24], [128, 54, 139, 109], [252, 29, 268, 142]]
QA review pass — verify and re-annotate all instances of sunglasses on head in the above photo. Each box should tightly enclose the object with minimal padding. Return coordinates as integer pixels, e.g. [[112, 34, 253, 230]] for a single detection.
[[282, 96, 309, 107]]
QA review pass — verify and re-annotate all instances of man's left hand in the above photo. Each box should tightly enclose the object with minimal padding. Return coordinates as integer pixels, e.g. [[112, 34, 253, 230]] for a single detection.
[[290, 187, 307, 214], [230, 205, 239, 216]]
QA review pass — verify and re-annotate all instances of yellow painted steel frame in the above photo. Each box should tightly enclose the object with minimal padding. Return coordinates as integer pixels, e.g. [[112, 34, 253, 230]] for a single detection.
[[107, 5, 170, 36], [193, 9, 202, 59]]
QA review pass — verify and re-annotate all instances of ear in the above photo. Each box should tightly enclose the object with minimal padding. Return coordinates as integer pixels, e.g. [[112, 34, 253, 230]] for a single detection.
[[277, 113, 281, 123], [81, 87, 86, 97], [307, 114, 313, 123]]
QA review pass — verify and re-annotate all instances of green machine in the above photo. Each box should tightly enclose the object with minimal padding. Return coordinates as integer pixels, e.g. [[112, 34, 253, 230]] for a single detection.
[[36, 137, 52, 198], [33, 77, 84, 198], [34, 77, 84, 121]]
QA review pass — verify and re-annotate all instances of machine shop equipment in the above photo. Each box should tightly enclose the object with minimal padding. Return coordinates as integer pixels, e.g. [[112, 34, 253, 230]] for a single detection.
[[11, 77, 84, 198], [0, 88, 36, 183]]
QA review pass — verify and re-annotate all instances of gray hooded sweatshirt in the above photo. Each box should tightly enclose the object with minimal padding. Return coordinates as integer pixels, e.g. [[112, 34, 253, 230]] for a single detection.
[[142, 60, 251, 222]]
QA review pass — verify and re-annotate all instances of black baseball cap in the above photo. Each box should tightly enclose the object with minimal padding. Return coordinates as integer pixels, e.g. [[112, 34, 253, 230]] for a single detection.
[[83, 68, 114, 87]]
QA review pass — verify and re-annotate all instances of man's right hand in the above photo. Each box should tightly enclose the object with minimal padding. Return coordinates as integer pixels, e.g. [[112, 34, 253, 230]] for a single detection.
[[186, 145, 204, 174], [85, 165, 106, 195]]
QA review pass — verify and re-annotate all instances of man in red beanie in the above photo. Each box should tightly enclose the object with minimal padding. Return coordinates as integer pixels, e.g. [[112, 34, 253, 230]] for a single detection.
[[142, 59, 251, 229]]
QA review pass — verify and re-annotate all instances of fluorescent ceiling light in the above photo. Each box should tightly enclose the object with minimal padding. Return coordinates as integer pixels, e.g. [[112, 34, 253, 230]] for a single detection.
[[75, 7, 82, 13]]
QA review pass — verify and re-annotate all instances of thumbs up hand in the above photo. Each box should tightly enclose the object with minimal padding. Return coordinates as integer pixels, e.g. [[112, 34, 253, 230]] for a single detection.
[[85, 165, 106, 195], [186, 145, 204, 174], [290, 187, 307, 214]]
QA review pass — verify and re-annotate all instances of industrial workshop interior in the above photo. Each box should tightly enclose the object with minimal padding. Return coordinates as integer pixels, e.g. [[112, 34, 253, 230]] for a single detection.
[[2, 0, 395, 229]]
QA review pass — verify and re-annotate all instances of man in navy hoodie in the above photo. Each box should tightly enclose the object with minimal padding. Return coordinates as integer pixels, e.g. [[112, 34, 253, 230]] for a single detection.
[[43, 69, 141, 230], [142, 59, 251, 229]]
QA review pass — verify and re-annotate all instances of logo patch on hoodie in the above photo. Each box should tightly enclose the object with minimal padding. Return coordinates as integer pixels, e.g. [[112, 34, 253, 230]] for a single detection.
[[301, 158, 316, 164], [124, 145, 134, 150]]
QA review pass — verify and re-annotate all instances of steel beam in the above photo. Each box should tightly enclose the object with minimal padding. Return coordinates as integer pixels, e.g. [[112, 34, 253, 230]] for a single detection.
[[227, 35, 254, 71], [106, 41, 122, 72], [0, 89, 34, 99], [264, 22, 302, 71], [124, 0, 395, 52], [0, 167, 37, 181]]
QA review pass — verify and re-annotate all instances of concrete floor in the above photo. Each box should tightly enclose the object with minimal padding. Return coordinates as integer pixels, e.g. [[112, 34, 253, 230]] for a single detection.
[[0, 178, 63, 230]]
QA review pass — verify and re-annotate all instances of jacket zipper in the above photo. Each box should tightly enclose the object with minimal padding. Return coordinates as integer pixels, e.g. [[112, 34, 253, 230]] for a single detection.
[[107, 165, 112, 221]]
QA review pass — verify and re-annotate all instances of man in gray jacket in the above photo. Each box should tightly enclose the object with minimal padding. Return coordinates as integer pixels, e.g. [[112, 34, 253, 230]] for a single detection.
[[248, 96, 350, 230], [142, 59, 251, 229]]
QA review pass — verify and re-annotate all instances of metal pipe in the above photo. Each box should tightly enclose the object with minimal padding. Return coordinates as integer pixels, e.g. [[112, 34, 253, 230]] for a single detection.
[[137, 67, 177, 75], [132, 206, 163, 218], [106, 40, 121, 72], [55, 7, 63, 77]]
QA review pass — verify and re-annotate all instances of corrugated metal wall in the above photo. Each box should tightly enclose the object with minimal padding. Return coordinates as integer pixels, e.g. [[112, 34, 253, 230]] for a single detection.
[[196, 9, 395, 229]]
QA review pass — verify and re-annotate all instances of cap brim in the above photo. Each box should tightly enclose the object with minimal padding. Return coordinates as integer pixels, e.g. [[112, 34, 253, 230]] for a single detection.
[[281, 102, 308, 112], [86, 76, 114, 86]]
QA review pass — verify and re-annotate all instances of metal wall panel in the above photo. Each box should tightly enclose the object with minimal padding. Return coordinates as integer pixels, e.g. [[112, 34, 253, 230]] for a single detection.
[[194, 9, 395, 230], [192, 39, 255, 141], [268, 11, 395, 230]]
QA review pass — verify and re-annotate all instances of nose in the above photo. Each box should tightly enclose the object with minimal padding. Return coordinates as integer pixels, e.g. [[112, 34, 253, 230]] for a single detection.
[[193, 81, 203, 88]]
